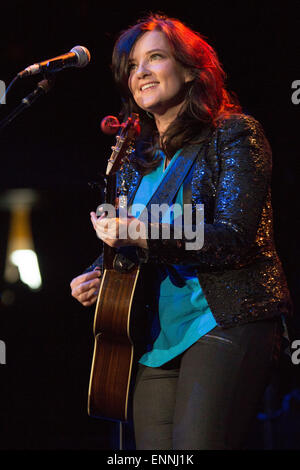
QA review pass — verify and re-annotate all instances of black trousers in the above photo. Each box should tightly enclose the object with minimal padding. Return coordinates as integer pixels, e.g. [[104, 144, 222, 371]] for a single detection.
[[133, 317, 282, 450]]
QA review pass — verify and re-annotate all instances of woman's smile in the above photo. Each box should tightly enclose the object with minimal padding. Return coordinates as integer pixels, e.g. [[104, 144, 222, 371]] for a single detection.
[[140, 82, 159, 92]]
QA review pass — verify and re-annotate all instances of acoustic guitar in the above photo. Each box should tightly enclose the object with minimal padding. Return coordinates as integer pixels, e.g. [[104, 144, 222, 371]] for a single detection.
[[87, 113, 148, 422]]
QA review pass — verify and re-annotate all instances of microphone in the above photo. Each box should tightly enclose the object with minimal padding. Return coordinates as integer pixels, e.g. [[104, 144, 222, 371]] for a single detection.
[[0, 78, 55, 131], [18, 46, 91, 78]]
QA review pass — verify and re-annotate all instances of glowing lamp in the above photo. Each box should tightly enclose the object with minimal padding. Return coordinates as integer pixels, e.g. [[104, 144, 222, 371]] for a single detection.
[[2, 189, 42, 290]]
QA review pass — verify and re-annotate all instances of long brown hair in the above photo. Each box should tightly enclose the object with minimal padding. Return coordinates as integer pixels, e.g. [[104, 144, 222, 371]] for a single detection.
[[112, 13, 242, 173]]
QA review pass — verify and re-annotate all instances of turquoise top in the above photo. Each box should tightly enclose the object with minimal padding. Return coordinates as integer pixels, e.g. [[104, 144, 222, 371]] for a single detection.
[[130, 150, 217, 367]]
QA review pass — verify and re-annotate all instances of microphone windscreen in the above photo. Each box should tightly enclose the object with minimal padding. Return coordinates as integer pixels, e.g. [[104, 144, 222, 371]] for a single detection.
[[71, 46, 91, 68]]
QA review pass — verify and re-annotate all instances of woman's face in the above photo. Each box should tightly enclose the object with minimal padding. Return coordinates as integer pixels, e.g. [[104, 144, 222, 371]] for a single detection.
[[128, 30, 191, 118]]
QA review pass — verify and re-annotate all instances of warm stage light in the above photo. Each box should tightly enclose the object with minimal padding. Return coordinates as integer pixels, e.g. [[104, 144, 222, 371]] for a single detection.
[[2, 189, 42, 291], [10, 249, 42, 290]]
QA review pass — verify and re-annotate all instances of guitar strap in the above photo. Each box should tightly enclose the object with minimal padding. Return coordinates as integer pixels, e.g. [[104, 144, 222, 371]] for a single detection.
[[113, 137, 208, 272], [139, 139, 207, 223]]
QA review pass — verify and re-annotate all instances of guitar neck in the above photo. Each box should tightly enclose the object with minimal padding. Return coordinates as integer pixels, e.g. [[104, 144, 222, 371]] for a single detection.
[[103, 173, 117, 270]]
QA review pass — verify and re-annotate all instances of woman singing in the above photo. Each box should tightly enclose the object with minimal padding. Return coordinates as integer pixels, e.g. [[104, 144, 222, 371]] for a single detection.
[[70, 14, 292, 450]]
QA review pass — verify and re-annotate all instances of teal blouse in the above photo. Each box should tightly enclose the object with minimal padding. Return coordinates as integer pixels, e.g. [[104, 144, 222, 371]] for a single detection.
[[130, 150, 217, 367]]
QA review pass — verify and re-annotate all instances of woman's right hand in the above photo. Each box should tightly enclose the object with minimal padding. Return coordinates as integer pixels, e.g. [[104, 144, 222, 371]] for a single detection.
[[70, 269, 101, 307]]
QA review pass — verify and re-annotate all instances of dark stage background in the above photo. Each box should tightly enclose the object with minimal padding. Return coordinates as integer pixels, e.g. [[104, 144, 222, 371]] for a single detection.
[[0, 0, 299, 451]]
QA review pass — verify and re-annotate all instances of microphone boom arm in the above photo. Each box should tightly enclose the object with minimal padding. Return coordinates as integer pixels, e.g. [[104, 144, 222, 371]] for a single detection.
[[0, 77, 54, 131]]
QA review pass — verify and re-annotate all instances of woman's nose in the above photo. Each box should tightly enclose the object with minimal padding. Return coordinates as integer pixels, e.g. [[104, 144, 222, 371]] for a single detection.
[[136, 62, 151, 78]]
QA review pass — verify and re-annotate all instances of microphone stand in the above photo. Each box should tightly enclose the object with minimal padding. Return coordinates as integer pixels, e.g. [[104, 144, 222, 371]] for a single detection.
[[0, 76, 55, 131]]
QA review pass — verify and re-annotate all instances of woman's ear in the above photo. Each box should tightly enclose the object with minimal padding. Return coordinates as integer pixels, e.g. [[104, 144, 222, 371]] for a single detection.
[[184, 69, 195, 84]]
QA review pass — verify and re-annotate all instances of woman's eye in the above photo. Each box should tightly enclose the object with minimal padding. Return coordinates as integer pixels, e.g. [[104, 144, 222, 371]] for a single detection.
[[150, 53, 162, 60], [128, 63, 137, 72], [128, 53, 164, 73]]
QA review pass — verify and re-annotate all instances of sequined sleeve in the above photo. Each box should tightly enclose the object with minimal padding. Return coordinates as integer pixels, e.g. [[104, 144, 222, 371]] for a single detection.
[[83, 253, 103, 274], [143, 115, 273, 269]]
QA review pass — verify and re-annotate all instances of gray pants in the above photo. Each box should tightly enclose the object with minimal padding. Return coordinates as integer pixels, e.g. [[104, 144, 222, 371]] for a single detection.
[[133, 317, 282, 450]]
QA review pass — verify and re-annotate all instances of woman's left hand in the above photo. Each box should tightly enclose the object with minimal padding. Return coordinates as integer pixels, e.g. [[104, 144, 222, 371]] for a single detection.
[[90, 211, 148, 249]]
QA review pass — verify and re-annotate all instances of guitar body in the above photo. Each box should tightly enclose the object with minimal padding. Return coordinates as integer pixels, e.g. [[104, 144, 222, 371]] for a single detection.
[[88, 265, 141, 421]]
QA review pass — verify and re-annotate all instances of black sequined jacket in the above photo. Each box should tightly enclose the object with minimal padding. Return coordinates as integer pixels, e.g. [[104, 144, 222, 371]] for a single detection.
[[86, 113, 292, 328]]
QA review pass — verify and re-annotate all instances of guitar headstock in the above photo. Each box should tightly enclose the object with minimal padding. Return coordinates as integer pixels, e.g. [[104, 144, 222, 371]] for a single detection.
[[104, 113, 140, 176]]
